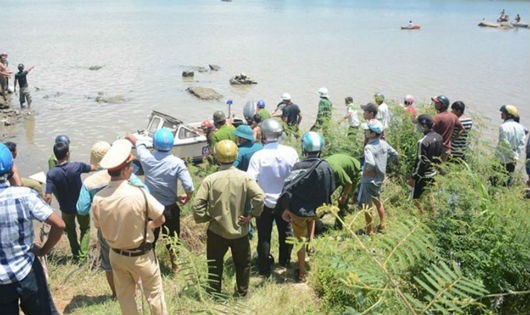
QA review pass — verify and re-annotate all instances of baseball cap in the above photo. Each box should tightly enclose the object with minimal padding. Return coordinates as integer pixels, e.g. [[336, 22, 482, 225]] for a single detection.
[[361, 103, 379, 114], [361, 120, 384, 134]]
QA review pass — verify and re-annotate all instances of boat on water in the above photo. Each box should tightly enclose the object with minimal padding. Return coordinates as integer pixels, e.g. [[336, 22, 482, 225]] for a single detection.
[[512, 22, 529, 28], [478, 20, 513, 28], [130, 110, 209, 162], [401, 24, 421, 30]]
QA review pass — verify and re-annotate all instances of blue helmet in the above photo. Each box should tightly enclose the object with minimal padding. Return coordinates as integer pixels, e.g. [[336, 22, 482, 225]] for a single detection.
[[55, 135, 70, 145], [153, 128, 174, 152], [302, 131, 324, 152], [257, 100, 265, 108], [0, 143, 13, 175]]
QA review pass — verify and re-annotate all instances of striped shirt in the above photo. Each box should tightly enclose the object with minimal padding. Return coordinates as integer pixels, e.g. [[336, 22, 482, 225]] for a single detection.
[[0, 184, 53, 284], [451, 117, 473, 158]]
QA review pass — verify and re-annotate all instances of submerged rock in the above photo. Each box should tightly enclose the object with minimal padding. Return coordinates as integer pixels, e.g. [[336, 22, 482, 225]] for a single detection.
[[230, 73, 257, 85], [95, 94, 127, 104], [89, 65, 104, 71], [186, 86, 223, 100]]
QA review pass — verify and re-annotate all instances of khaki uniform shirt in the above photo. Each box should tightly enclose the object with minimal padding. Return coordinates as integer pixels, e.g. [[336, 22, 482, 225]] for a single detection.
[[92, 179, 164, 250], [192, 165, 265, 239]]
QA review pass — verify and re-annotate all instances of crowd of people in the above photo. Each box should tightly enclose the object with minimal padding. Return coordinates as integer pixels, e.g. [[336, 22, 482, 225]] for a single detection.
[[1, 86, 528, 314]]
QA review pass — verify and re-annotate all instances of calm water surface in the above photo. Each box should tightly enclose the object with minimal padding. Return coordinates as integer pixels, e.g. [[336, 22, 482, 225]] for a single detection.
[[1, 0, 529, 174]]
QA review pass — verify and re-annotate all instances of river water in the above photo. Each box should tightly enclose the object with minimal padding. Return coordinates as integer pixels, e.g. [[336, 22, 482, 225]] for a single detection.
[[1, 0, 529, 174]]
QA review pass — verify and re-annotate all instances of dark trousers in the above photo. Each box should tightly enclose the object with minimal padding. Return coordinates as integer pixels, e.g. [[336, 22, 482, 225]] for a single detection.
[[256, 206, 293, 275], [206, 230, 250, 296], [504, 162, 516, 186], [0, 258, 58, 315], [154, 203, 181, 248]]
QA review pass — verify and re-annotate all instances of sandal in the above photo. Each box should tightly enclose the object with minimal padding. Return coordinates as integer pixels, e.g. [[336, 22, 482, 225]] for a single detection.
[[294, 269, 307, 283]]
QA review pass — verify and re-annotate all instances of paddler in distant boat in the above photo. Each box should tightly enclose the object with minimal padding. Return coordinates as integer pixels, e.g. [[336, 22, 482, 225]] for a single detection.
[[408, 20, 414, 28], [514, 14, 521, 23], [498, 9, 508, 22]]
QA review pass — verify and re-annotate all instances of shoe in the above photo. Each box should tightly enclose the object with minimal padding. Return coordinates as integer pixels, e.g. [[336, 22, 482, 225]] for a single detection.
[[376, 224, 386, 234], [355, 229, 367, 235]]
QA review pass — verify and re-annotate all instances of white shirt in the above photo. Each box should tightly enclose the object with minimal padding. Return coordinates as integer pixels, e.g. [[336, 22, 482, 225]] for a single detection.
[[376, 102, 390, 129], [495, 119, 526, 163], [247, 142, 299, 208], [346, 103, 360, 127]]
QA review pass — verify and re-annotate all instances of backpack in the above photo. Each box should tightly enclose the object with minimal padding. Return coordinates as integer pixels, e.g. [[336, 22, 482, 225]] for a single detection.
[[275, 160, 323, 215]]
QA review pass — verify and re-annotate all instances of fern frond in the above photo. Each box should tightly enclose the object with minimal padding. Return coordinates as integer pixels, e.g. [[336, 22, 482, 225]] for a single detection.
[[414, 261, 488, 314]]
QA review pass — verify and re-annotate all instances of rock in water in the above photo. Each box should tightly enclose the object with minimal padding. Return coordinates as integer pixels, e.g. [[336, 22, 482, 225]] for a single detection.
[[89, 65, 103, 71], [95, 94, 127, 104], [209, 64, 221, 71], [229, 73, 257, 85], [186, 87, 223, 100], [182, 71, 194, 78]]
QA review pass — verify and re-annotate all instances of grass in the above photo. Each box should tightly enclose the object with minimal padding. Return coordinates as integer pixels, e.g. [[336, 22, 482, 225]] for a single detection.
[[44, 216, 323, 315]]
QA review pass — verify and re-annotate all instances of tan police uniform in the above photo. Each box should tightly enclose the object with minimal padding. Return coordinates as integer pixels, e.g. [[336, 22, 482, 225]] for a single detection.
[[91, 139, 167, 315], [93, 179, 166, 315]]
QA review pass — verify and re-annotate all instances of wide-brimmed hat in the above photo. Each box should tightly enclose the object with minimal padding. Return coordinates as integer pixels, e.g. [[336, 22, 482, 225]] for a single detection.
[[361, 120, 384, 135], [233, 125, 255, 141], [317, 87, 329, 98], [90, 141, 111, 168], [100, 139, 134, 171]]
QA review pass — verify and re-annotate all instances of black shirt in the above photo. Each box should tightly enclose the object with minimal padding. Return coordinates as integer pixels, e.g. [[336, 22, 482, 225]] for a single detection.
[[284, 158, 335, 217], [15, 71, 29, 88], [282, 103, 301, 125]]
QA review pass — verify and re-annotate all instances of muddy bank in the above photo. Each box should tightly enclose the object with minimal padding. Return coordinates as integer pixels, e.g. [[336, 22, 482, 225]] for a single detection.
[[0, 94, 31, 131]]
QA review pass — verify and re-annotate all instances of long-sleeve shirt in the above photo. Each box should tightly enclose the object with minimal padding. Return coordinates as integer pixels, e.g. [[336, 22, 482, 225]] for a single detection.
[[362, 138, 399, 185], [412, 130, 443, 180], [192, 165, 264, 239], [247, 142, 299, 208], [495, 119, 526, 163], [136, 141, 194, 206]]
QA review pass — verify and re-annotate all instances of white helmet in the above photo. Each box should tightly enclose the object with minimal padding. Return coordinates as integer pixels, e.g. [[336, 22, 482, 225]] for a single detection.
[[281, 92, 291, 101], [261, 118, 284, 142], [317, 87, 329, 98]]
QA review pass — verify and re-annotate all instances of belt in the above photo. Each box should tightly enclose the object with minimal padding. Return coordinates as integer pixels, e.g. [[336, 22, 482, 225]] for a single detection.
[[111, 248, 147, 257], [111, 243, 153, 257]]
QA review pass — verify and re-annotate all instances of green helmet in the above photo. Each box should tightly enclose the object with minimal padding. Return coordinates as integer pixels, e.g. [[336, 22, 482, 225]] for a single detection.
[[213, 110, 226, 124], [374, 93, 385, 104]]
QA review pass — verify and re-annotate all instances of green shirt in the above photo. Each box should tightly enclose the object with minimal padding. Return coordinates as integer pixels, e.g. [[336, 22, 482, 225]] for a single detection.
[[211, 124, 236, 147], [316, 98, 333, 125], [48, 154, 58, 170], [324, 153, 360, 188], [257, 108, 271, 121], [192, 165, 265, 239]]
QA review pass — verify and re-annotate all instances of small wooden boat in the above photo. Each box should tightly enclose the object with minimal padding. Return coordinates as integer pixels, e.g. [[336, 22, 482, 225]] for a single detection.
[[512, 22, 529, 28], [401, 24, 421, 30]]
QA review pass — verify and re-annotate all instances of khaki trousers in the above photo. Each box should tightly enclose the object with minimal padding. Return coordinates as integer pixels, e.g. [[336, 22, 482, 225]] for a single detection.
[[109, 250, 167, 315]]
